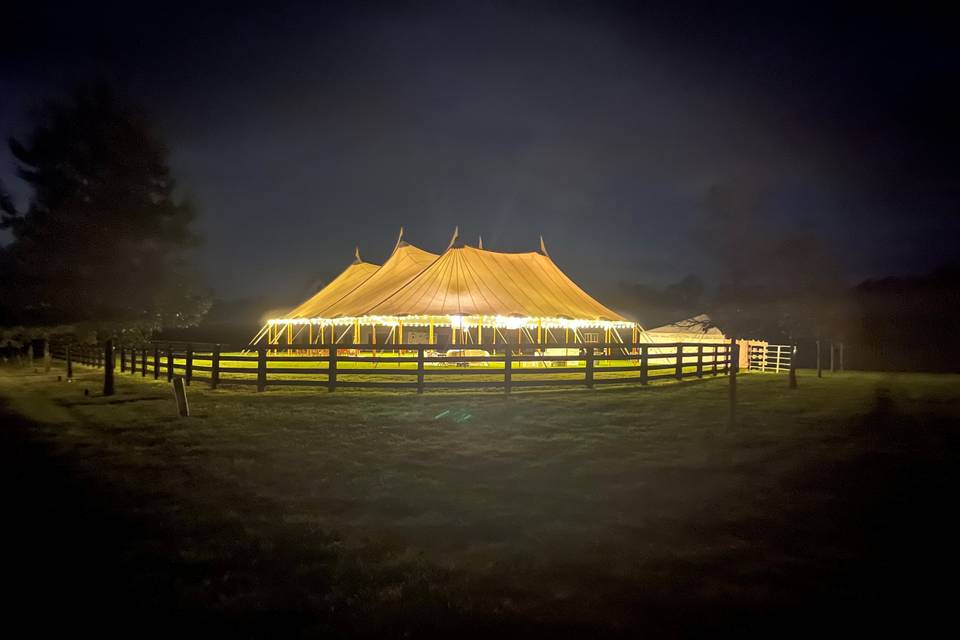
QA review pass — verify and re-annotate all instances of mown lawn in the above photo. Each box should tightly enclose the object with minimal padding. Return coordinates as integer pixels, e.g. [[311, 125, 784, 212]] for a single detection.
[[1, 364, 958, 637]]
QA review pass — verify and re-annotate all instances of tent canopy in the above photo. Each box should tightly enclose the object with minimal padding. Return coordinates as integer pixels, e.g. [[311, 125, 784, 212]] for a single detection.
[[321, 242, 438, 319], [275, 235, 630, 329], [367, 246, 625, 322], [284, 256, 379, 319]]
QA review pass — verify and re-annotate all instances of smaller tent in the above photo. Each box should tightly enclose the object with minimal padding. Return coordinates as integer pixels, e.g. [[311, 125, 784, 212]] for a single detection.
[[645, 314, 727, 343]]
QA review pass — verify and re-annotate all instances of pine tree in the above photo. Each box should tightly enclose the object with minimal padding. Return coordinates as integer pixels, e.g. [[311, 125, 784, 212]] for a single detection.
[[0, 84, 209, 330]]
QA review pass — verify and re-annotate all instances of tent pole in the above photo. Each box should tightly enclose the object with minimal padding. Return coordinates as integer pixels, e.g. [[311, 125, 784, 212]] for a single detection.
[[429, 318, 434, 345]]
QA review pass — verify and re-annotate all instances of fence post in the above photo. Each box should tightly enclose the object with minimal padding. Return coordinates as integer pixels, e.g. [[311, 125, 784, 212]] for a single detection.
[[585, 346, 594, 389], [211, 344, 221, 390], [830, 342, 835, 373], [504, 347, 512, 394], [43, 339, 50, 372], [788, 344, 798, 389], [640, 344, 648, 384], [728, 338, 738, 427], [66, 344, 73, 380], [696, 344, 703, 378], [328, 346, 337, 392], [153, 344, 160, 380], [185, 344, 193, 386], [257, 347, 267, 392], [712, 346, 718, 375], [129, 346, 135, 375], [103, 340, 115, 396], [816, 339, 822, 378], [416, 346, 425, 394], [141, 347, 147, 377], [675, 344, 683, 380], [166, 345, 174, 382], [120, 345, 126, 373], [839, 343, 845, 372]]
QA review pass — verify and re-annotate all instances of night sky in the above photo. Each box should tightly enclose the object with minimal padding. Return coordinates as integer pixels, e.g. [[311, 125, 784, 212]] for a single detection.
[[2, 1, 958, 303]]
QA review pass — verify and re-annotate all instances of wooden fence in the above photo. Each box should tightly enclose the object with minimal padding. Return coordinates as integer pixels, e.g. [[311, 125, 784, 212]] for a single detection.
[[50, 341, 735, 393]]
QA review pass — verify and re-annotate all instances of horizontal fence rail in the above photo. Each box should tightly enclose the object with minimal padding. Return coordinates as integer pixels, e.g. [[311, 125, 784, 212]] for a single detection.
[[49, 341, 736, 393]]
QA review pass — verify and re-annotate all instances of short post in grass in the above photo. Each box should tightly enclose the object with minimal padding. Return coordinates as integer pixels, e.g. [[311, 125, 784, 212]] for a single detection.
[[504, 347, 513, 393], [103, 339, 115, 396], [210, 344, 221, 390], [185, 344, 193, 386], [153, 344, 160, 380], [119, 345, 126, 373], [584, 346, 594, 389], [166, 345, 174, 382], [327, 346, 337, 392], [696, 344, 703, 378], [788, 344, 798, 389], [172, 377, 189, 417], [675, 344, 683, 380], [728, 338, 738, 427], [141, 347, 147, 377], [416, 346, 425, 394], [816, 339, 822, 378], [256, 347, 267, 392], [639, 344, 649, 384], [66, 344, 73, 380]]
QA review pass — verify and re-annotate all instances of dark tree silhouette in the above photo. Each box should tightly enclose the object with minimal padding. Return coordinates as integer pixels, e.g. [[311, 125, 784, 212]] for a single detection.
[[0, 84, 209, 331]]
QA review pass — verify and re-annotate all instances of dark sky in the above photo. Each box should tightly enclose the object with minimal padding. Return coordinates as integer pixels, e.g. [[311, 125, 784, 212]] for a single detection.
[[2, 1, 958, 303]]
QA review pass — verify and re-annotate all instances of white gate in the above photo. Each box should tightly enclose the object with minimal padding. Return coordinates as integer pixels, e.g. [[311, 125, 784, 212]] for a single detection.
[[749, 344, 793, 373]]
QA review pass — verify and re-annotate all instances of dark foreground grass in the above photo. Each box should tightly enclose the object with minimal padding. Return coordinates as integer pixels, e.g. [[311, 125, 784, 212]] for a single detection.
[[1, 365, 958, 637]]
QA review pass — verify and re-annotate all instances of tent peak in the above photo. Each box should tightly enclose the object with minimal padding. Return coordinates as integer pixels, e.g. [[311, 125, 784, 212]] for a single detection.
[[446, 226, 460, 250], [539, 235, 549, 257], [478, 235, 483, 250], [352, 246, 363, 264], [391, 227, 408, 254]]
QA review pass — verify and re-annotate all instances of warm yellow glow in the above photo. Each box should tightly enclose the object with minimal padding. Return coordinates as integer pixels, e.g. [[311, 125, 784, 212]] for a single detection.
[[267, 314, 635, 331]]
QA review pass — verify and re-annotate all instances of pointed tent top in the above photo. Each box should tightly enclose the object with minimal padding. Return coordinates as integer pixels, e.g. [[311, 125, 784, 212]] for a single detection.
[[391, 227, 407, 255], [446, 226, 460, 250], [539, 235, 549, 257], [478, 235, 484, 250], [352, 246, 363, 264]]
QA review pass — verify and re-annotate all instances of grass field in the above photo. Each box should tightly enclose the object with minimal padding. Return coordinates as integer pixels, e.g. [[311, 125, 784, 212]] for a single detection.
[[2, 364, 958, 637]]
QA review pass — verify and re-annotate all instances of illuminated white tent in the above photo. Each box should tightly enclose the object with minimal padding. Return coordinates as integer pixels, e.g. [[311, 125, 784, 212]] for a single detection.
[[261, 228, 636, 346]]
